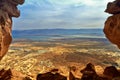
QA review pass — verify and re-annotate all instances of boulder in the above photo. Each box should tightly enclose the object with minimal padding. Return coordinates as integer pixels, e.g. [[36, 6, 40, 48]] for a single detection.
[[80, 63, 108, 80], [36, 71, 67, 80], [103, 66, 120, 79]]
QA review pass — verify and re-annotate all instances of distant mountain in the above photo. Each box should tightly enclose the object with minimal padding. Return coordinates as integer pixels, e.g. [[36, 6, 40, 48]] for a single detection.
[[12, 29, 105, 40], [12, 29, 104, 36]]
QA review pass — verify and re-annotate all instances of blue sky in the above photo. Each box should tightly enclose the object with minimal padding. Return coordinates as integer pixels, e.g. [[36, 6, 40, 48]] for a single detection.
[[13, 0, 114, 30]]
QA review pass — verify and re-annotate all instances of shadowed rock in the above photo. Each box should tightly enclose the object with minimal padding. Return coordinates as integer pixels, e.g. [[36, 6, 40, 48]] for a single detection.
[[103, 66, 120, 79], [105, 0, 120, 14], [36, 70, 67, 80], [69, 71, 80, 80], [80, 63, 97, 80], [80, 63, 108, 80], [0, 69, 12, 80], [0, 0, 24, 60]]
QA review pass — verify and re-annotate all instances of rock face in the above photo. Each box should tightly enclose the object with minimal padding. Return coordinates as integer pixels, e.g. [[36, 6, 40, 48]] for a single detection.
[[36, 71, 67, 80], [0, 0, 24, 60], [104, 0, 120, 48]]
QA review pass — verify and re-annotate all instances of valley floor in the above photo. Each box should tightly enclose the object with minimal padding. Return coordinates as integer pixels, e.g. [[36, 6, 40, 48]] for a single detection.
[[0, 38, 120, 79]]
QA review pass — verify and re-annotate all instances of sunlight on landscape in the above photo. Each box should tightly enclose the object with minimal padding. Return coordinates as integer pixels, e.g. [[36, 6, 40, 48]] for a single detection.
[[0, 0, 120, 80]]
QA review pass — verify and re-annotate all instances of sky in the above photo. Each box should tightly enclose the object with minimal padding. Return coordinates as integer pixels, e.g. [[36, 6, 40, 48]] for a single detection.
[[13, 0, 114, 30]]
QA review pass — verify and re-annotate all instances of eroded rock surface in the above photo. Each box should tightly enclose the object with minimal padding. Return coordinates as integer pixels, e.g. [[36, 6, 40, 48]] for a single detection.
[[104, 0, 120, 48], [0, 0, 24, 60]]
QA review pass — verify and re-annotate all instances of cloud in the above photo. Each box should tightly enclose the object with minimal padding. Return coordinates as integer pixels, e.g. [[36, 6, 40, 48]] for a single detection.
[[13, 0, 114, 30]]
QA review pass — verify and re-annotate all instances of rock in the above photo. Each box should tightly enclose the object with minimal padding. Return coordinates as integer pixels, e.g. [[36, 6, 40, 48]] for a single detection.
[[69, 71, 80, 80], [37, 72, 55, 80], [23, 76, 32, 80], [103, 66, 120, 79], [104, 14, 120, 48], [0, 69, 32, 80], [105, 0, 120, 14], [36, 71, 67, 80], [50, 69, 59, 72], [80, 63, 108, 80], [0, 69, 12, 80], [104, 0, 120, 49], [80, 63, 97, 80], [0, 0, 24, 60]]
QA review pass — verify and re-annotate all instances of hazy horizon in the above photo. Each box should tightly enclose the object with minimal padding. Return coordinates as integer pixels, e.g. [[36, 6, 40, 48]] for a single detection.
[[12, 28, 103, 31]]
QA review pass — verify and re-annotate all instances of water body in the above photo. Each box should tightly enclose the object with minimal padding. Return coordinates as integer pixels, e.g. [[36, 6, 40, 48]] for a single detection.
[[12, 29, 105, 41]]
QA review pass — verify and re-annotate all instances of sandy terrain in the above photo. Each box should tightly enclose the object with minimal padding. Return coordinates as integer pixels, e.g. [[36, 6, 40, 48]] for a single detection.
[[0, 38, 120, 79]]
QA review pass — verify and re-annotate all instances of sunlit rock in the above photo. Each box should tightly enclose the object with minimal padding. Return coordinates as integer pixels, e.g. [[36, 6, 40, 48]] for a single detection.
[[0, 0, 24, 60], [104, 0, 120, 48]]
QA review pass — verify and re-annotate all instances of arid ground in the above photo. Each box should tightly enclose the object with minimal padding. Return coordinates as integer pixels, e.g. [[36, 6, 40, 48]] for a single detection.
[[0, 38, 120, 79]]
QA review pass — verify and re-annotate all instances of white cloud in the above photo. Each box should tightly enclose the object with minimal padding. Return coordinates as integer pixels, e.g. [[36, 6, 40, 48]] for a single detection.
[[14, 0, 115, 30], [76, 0, 114, 6], [25, 0, 114, 6]]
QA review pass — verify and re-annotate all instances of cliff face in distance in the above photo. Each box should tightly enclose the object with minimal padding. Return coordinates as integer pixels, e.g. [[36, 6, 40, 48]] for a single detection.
[[104, 0, 120, 49]]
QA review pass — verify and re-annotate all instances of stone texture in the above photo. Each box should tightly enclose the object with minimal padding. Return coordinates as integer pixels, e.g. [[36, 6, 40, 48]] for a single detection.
[[0, 0, 24, 60], [104, 0, 120, 48], [104, 14, 120, 48]]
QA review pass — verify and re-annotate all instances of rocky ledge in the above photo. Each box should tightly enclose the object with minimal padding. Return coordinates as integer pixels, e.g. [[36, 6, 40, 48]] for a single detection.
[[1, 63, 120, 80]]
